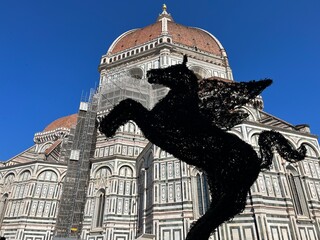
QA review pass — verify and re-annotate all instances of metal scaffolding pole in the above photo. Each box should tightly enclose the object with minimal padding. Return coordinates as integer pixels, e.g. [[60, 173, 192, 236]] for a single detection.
[[54, 89, 98, 240]]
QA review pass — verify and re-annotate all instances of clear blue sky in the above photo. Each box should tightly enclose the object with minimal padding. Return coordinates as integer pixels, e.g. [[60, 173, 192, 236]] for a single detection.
[[1, 0, 319, 160]]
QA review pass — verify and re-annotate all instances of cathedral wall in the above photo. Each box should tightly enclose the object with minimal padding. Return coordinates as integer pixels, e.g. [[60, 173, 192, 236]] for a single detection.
[[213, 122, 320, 240], [2, 8, 320, 240], [82, 122, 149, 240], [81, 158, 138, 240], [131, 117, 320, 240], [0, 161, 67, 240]]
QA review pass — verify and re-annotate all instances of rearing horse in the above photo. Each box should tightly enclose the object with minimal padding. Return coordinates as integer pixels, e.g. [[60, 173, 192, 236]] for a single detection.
[[99, 57, 306, 240]]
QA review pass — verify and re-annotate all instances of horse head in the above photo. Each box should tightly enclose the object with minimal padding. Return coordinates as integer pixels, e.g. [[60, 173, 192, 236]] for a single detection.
[[147, 56, 198, 93]]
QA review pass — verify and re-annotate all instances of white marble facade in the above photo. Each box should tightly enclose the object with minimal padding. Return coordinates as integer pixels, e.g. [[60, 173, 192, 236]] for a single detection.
[[1, 6, 320, 240]]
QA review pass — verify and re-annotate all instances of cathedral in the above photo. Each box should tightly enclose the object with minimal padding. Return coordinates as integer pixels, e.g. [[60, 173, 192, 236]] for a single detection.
[[1, 5, 320, 240]]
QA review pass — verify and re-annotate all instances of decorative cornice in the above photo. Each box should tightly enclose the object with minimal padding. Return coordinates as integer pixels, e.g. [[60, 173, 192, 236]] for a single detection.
[[34, 128, 70, 144]]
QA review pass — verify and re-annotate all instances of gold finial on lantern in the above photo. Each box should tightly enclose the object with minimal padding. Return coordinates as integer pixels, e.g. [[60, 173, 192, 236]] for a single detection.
[[162, 4, 167, 12]]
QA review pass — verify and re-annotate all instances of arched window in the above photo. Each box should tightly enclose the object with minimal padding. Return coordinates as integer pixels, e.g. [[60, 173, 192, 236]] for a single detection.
[[95, 190, 105, 228], [137, 170, 144, 234], [95, 167, 111, 190], [119, 166, 133, 177], [124, 123, 129, 132], [95, 167, 111, 179], [15, 171, 32, 200], [287, 167, 309, 217], [189, 66, 209, 79], [137, 155, 153, 234], [196, 173, 210, 216], [250, 134, 260, 147], [0, 194, 8, 224], [129, 68, 143, 80], [19, 171, 31, 182], [304, 144, 318, 158], [4, 173, 15, 185], [38, 170, 58, 182], [129, 122, 135, 133]]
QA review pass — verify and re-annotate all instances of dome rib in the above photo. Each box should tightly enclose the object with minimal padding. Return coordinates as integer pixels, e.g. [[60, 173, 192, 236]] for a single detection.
[[107, 29, 138, 54]]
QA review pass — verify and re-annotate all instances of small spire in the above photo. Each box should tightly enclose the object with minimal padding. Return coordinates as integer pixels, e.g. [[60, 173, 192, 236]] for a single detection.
[[157, 3, 174, 22], [162, 4, 167, 12]]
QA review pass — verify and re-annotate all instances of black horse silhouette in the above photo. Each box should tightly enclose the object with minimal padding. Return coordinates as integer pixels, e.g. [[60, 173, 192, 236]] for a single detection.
[[99, 57, 306, 240]]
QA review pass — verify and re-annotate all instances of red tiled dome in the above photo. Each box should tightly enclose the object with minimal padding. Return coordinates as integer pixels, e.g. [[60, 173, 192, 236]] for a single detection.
[[108, 21, 223, 56], [43, 114, 77, 132]]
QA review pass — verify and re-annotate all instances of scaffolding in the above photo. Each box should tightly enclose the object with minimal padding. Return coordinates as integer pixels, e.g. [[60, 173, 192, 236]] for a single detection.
[[54, 89, 98, 240], [53, 67, 169, 240], [97, 70, 168, 112]]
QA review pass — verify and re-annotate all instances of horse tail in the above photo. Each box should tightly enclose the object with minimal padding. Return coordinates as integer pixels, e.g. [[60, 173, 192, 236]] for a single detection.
[[258, 130, 306, 169]]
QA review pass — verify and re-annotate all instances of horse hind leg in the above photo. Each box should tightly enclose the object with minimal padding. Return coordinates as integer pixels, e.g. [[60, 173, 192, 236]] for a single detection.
[[99, 99, 149, 137], [186, 191, 247, 240]]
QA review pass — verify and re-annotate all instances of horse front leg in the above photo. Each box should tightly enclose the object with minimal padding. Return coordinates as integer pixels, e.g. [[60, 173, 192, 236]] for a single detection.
[[99, 99, 149, 138]]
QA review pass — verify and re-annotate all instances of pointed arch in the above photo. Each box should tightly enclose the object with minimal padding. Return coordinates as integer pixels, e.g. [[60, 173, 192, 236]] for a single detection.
[[95, 189, 105, 228], [37, 170, 58, 182], [239, 106, 257, 122], [4, 173, 15, 185], [18, 170, 31, 182], [39, 141, 54, 153], [119, 165, 133, 177], [287, 165, 309, 217], [301, 143, 319, 158], [250, 133, 261, 147], [189, 65, 209, 79], [196, 173, 210, 216], [129, 67, 143, 79], [0, 194, 8, 225], [95, 167, 112, 179]]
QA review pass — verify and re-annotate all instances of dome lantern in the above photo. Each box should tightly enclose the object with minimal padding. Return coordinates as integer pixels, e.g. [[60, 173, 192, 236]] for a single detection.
[[157, 4, 174, 22]]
